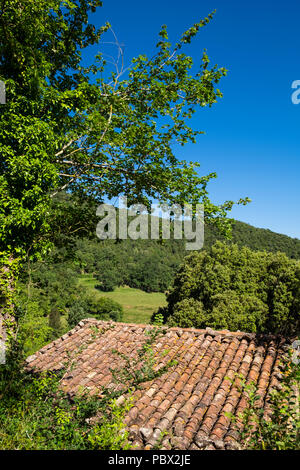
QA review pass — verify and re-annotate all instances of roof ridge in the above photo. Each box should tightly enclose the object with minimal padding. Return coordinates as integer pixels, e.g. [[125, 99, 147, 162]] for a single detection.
[[76, 318, 291, 342]]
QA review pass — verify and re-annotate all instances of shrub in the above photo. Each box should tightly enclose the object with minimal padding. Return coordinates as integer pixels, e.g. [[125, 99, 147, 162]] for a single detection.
[[95, 268, 121, 292], [93, 297, 123, 322], [16, 299, 52, 356], [209, 292, 268, 332], [167, 299, 207, 329], [67, 303, 87, 328], [67, 296, 123, 328]]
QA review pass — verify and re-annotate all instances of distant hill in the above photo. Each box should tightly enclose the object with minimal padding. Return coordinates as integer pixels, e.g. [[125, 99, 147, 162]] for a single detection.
[[49, 192, 300, 260], [68, 218, 300, 294], [40, 191, 300, 295], [204, 220, 300, 259], [19, 208, 300, 347]]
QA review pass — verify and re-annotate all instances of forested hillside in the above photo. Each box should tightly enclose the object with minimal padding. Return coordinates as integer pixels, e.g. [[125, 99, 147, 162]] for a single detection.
[[16, 192, 300, 354], [71, 217, 300, 292], [20, 193, 300, 296], [20, 192, 300, 298], [208, 220, 300, 259]]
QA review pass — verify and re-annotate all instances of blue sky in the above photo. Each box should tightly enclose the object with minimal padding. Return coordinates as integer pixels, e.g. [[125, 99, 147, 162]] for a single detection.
[[87, 0, 300, 238]]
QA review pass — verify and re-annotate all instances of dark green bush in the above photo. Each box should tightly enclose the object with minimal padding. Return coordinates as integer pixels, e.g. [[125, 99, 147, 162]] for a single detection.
[[68, 296, 123, 328], [94, 267, 123, 292], [163, 241, 300, 334], [92, 297, 124, 322]]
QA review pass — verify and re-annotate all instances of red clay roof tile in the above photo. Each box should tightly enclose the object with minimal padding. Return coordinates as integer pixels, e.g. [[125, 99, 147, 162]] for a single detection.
[[25, 319, 291, 450]]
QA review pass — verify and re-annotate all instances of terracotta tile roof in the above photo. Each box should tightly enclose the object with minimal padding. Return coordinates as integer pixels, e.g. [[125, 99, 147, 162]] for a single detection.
[[26, 319, 290, 450]]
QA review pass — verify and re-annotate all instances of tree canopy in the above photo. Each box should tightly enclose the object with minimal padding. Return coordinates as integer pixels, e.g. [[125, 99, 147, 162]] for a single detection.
[[0, 1, 249, 260]]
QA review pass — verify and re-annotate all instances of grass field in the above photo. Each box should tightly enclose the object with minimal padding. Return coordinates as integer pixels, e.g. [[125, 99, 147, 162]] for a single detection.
[[78, 274, 167, 324]]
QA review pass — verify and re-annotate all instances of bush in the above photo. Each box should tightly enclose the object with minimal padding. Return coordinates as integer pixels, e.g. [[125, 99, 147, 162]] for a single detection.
[[95, 267, 122, 292], [209, 292, 268, 332], [67, 303, 87, 328], [68, 296, 123, 328], [162, 241, 300, 334], [16, 299, 52, 356], [167, 299, 207, 329], [93, 297, 123, 322]]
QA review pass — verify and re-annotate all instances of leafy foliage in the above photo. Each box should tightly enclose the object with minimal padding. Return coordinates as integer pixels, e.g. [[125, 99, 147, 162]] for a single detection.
[[226, 352, 300, 450], [0, 1, 248, 357], [16, 259, 123, 354], [0, 2, 246, 262]]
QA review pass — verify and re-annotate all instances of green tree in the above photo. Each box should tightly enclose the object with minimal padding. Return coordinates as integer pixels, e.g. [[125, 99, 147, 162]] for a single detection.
[[0, 2, 248, 261], [162, 241, 300, 335]]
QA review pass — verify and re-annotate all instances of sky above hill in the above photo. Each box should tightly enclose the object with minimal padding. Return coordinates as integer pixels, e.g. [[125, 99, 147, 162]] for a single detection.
[[86, 0, 300, 239]]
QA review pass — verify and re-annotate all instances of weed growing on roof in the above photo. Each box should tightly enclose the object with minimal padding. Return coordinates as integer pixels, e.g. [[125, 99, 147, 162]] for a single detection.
[[110, 325, 177, 388], [152, 429, 170, 450], [152, 313, 164, 326], [87, 395, 133, 450], [226, 349, 300, 450], [63, 322, 116, 373]]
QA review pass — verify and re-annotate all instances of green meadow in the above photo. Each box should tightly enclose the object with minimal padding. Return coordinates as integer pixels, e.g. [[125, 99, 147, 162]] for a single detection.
[[78, 274, 167, 324]]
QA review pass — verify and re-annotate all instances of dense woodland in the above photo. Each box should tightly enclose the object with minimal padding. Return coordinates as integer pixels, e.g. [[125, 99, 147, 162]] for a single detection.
[[14, 191, 300, 355]]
